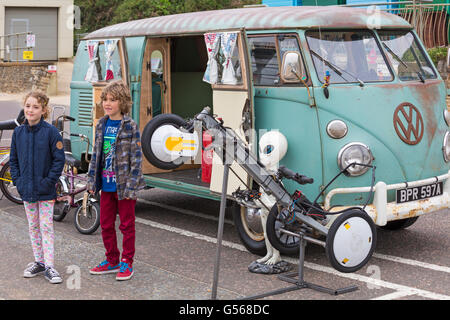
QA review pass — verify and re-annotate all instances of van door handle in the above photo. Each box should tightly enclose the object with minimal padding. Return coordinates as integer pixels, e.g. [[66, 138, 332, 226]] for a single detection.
[[147, 106, 152, 116]]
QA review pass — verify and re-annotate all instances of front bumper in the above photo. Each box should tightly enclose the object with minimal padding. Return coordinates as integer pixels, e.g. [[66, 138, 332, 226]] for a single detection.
[[324, 170, 450, 226]]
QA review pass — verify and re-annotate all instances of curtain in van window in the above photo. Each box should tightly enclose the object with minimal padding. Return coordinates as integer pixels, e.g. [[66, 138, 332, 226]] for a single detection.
[[85, 40, 100, 82], [220, 32, 238, 85], [104, 39, 118, 81], [203, 33, 221, 84]]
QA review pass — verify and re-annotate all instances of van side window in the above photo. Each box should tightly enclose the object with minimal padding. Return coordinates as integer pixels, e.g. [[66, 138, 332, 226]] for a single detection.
[[216, 38, 242, 85], [97, 41, 123, 80], [249, 35, 302, 86], [85, 39, 123, 82], [203, 32, 243, 86]]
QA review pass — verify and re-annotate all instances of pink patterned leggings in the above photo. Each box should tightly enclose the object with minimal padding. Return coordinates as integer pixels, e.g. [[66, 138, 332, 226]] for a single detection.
[[24, 200, 55, 268]]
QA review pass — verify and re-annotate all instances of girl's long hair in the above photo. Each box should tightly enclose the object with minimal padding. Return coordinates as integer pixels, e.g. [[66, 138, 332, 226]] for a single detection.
[[23, 91, 50, 120]]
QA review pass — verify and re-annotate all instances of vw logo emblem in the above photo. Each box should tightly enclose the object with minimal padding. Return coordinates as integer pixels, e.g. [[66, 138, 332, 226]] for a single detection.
[[393, 103, 424, 145]]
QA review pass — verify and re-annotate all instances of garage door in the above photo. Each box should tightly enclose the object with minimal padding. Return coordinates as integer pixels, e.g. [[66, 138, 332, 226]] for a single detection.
[[5, 7, 58, 61]]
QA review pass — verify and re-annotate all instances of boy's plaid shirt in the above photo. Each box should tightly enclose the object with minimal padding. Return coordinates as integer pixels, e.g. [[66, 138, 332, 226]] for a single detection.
[[87, 115, 146, 200]]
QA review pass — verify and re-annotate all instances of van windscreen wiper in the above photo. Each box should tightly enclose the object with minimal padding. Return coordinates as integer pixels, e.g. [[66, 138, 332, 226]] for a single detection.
[[382, 42, 425, 83], [309, 49, 365, 87]]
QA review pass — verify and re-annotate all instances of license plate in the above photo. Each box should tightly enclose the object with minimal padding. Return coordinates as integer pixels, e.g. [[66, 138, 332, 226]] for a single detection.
[[396, 181, 443, 204]]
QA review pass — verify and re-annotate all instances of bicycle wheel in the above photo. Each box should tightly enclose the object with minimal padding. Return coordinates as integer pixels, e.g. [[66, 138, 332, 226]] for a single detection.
[[265, 204, 301, 256], [53, 180, 70, 222], [74, 200, 100, 235], [0, 162, 23, 204]]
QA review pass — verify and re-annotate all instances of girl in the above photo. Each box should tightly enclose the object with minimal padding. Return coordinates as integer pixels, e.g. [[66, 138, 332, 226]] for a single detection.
[[87, 80, 145, 281], [9, 91, 65, 284]]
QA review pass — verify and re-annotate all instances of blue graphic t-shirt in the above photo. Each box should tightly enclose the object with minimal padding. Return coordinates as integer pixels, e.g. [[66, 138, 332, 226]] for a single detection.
[[102, 119, 121, 192]]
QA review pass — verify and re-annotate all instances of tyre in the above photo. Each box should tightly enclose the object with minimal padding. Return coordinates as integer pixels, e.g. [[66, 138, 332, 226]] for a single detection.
[[231, 202, 266, 256], [141, 113, 189, 170], [53, 180, 69, 222], [0, 162, 23, 204], [380, 217, 419, 230], [74, 200, 100, 235], [265, 204, 301, 256], [325, 208, 377, 273]]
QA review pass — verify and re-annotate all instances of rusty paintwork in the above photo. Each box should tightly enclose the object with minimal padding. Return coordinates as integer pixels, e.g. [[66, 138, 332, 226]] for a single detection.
[[84, 6, 411, 40], [378, 79, 442, 148]]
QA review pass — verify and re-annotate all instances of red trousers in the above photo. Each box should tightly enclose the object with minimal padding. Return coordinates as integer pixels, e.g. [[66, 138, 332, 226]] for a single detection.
[[100, 191, 136, 264]]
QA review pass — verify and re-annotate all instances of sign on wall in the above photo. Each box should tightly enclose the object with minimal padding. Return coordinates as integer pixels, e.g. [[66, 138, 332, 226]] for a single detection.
[[23, 51, 33, 60], [26, 34, 35, 48]]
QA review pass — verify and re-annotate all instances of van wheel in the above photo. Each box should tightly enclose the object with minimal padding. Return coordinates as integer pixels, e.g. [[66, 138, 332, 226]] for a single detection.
[[380, 217, 419, 230], [141, 114, 188, 170], [231, 202, 266, 256]]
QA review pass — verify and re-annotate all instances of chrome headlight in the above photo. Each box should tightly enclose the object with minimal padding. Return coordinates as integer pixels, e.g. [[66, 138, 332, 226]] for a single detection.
[[443, 131, 450, 162], [337, 142, 374, 176], [444, 110, 450, 127]]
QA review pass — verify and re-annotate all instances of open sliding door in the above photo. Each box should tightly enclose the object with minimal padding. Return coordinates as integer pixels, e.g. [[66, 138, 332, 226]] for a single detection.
[[140, 37, 172, 174], [206, 30, 255, 195]]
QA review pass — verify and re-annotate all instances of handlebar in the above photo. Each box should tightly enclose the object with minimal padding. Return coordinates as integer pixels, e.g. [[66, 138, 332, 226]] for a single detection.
[[196, 106, 212, 121], [70, 132, 90, 146], [0, 109, 25, 131], [56, 114, 75, 123], [16, 109, 25, 124], [278, 165, 314, 185], [70, 133, 86, 138]]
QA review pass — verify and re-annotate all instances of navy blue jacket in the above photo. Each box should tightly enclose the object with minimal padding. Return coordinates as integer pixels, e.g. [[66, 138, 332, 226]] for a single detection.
[[9, 117, 65, 202]]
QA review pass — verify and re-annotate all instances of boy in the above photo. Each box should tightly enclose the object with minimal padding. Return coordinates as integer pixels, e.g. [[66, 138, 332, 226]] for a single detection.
[[87, 81, 145, 281]]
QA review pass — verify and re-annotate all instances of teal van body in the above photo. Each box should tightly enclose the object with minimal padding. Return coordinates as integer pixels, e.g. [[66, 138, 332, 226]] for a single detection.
[[69, 6, 449, 254], [70, 36, 146, 161]]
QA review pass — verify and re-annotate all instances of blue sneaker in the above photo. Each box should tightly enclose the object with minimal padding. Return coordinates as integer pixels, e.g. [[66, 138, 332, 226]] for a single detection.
[[23, 262, 45, 278], [90, 260, 120, 275], [44, 266, 63, 284]]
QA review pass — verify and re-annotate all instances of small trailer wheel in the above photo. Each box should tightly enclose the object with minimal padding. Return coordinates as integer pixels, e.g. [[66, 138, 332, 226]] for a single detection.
[[325, 208, 377, 273]]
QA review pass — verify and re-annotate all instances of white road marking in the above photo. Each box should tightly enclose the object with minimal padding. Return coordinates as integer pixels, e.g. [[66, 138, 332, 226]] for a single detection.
[[372, 253, 450, 274], [135, 216, 450, 300], [0, 203, 447, 300], [295, 259, 450, 300], [139, 200, 450, 275], [138, 198, 234, 225], [371, 291, 414, 300], [136, 217, 242, 250]]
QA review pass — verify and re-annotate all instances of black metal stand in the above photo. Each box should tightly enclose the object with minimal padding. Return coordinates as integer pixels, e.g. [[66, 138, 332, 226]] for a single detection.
[[211, 163, 230, 300], [240, 231, 358, 300]]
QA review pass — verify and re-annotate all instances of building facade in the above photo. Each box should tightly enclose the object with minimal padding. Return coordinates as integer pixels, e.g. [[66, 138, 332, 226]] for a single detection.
[[0, 0, 74, 61]]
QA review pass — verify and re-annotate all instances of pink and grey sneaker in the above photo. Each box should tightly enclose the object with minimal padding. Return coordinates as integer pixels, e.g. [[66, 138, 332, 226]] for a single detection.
[[116, 259, 134, 281], [89, 260, 120, 275]]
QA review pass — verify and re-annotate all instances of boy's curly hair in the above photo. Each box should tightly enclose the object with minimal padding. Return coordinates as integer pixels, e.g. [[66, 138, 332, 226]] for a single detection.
[[100, 80, 132, 115], [23, 91, 50, 119]]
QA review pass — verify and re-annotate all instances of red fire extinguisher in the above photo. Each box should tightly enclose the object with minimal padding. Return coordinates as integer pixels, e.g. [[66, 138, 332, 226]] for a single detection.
[[202, 131, 213, 183]]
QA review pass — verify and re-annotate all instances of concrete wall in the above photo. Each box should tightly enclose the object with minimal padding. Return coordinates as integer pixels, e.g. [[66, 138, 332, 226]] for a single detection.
[[0, 0, 74, 60]]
